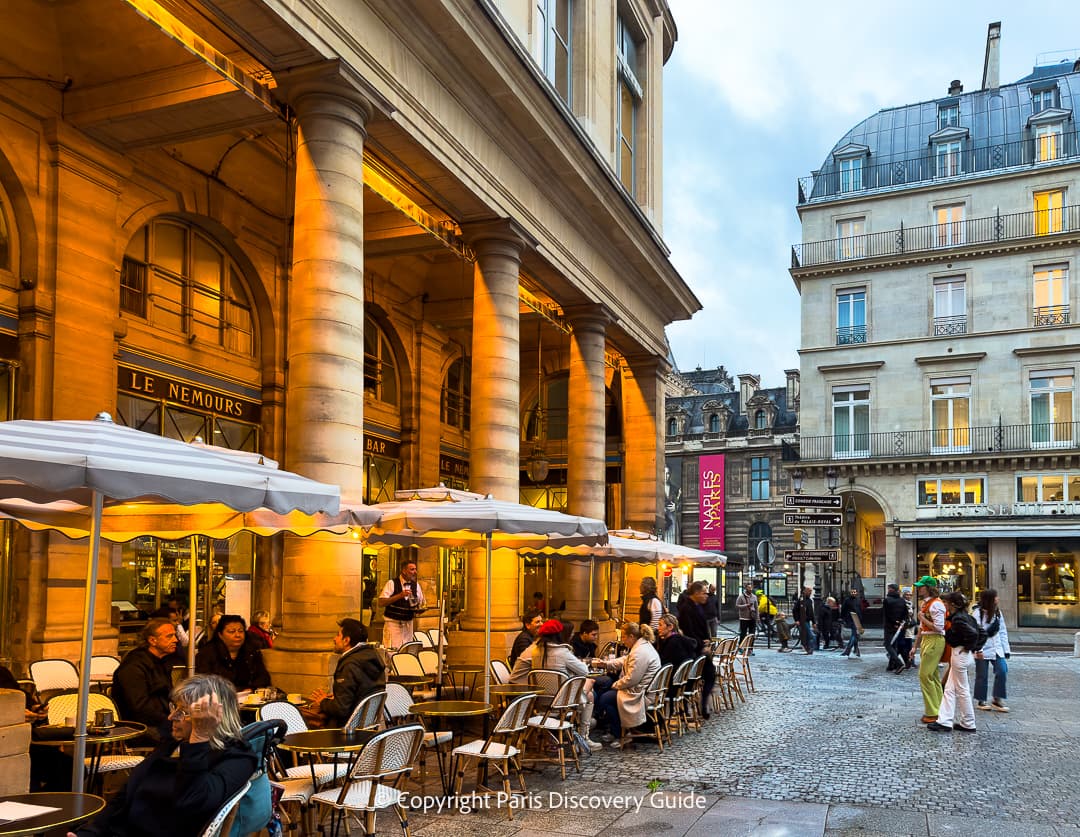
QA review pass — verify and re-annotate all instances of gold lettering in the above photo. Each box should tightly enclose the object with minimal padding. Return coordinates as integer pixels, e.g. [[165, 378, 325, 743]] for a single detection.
[[169, 383, 180, 400]]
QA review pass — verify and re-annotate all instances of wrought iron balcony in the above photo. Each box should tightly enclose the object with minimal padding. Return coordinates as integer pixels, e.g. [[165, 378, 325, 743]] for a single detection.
[[792, 203, 1080, 269], [796, 421, 1080, 462], [797, 127, 1080, 205], [1034, 305, 1070, 326], [835, 325, 867, 345], [932, 315, 967, 336]]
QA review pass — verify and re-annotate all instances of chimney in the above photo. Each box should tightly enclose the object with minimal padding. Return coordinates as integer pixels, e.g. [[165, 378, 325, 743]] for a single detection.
[[948, 79, 964, 95], [981, 21, 1001, 90]]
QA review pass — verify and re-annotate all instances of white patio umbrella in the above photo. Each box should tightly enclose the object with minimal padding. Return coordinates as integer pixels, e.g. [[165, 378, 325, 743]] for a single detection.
[[364, 485, 608, 702], [0, 413, 344, 792]]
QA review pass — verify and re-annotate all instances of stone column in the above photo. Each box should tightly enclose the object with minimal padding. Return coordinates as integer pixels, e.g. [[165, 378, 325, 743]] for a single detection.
[[456, 221, 530, 659], [266, 70, 372, 691], [560, 305, 611, 621], [622, 353, 668, 534]]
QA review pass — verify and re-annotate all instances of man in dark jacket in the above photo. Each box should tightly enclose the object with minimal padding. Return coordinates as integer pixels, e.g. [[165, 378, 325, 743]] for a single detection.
[[308, 618, 386, 727], [882, 583, 910, 672], [678, 582, 716, 717], [508, 609, 544, 666], [815, 597, 835, 650], [112, 617, 179, 741], [793, 586, 816, 654]]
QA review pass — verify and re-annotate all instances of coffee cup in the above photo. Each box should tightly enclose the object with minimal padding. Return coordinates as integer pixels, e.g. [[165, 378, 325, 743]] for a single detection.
[[64, 716, 76, 727], [287, 693, 304, 704], [94, 708, 115, 729]]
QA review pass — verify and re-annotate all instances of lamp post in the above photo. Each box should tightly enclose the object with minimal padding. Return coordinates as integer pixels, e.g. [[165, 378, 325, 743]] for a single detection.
[[792, 468, 804, 495], [844, 492, 857, 593]]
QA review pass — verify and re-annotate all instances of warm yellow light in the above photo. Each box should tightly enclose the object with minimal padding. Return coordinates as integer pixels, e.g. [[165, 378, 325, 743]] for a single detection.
[[1040, 563, 1048, 570]]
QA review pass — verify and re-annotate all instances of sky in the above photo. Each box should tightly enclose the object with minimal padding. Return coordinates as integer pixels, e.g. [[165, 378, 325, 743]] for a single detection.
[[661, 0, 1080, 388]]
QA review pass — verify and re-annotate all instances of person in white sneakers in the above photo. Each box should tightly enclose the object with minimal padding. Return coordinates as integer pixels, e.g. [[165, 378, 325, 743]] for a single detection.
[[973, 588, 1010, 713], [927, 592, 980, 734]]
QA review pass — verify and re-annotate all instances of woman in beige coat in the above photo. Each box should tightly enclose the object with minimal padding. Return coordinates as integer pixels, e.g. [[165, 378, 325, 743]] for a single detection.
[[596, 622, 661, 748]]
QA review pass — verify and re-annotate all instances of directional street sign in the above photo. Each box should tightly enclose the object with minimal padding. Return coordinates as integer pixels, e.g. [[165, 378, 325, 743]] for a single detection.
[[784, 494, 842, 508], [784, 550, 840, 563], [783, 512, 842, 527]]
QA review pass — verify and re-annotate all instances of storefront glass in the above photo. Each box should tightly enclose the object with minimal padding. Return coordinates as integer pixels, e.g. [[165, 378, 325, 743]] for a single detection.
[[1017, 539, 1080, 627], [915, 538, 988, 600]]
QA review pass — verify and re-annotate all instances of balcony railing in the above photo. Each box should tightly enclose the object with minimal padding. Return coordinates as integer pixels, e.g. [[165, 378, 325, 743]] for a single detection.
[[797, 127, 1080, 205], [1034, 305, 1070, 326], [835, 325, 867, 345], [932, 315, 967, 336], [792, 204, 1080, 269], [797, 421, 1080, 462]]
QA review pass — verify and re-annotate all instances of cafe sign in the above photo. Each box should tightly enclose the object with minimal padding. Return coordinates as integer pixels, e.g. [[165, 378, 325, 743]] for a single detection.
[[118, 367, 260, 423]]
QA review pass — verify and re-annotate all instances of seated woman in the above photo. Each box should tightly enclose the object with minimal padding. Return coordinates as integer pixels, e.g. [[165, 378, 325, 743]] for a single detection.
[[656, 613, 699, 699], [195, 615, 271, 693], [594, 621, 661, 748], [70, 674, 257, 837], [247, 610, 275, 651]]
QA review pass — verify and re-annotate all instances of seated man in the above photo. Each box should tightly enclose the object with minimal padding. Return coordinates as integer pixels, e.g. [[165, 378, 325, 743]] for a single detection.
[[307, 618, 385, 727], [508, 609, 544, 667], [112, 617, 179, 741]]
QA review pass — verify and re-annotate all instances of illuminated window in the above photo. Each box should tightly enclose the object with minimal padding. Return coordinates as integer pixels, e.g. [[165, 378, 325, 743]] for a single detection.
[[536, 0, 572, 104], [930, 377, 970, 453], [836, 218, 865, 260], [1034, 189, 1065, 235], [934, 203, 965, 247], [937, 103, 959, 129], [750, 456, 770, 500], [1031, 370, 1073, 447], [1033, 264, 1068, 326], [441, 356, 471, 431], [1035, 122, 1063, 162], [616, 14, 642, 194], [935, 140, 962, 177], [364, 317, 399, 406], [917, 476, 984, 506], [1016, 473, 1080, 502], [120, 220, 254, 355]]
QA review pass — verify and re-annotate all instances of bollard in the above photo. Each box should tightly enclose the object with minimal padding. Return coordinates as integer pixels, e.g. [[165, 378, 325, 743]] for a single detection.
[[1074, 631, 1080, 657]]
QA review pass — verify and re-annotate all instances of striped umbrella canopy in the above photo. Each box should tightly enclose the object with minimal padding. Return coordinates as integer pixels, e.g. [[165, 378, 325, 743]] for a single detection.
[[0, 413, 343, 792]]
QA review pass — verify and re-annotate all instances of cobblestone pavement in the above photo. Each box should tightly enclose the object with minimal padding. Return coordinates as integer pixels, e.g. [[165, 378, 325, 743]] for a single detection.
[[358, 646, 1080, 836]]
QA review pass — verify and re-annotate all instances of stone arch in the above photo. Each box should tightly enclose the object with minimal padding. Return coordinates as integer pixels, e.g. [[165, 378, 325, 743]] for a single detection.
[[0, 146, 38, 289]]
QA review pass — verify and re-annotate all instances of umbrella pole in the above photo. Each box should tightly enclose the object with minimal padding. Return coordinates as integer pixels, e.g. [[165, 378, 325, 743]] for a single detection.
[[484, 534, 491, 706], [436, 593, 445, 700], [587, 557, 594, 621], [188, 535, 198, 677], [73, 490, 104, 794]]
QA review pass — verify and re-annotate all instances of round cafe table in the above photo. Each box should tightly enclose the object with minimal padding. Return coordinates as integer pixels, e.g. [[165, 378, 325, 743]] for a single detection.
[[32, 722, 147, 791], [0, 792, 105, 836], [487, 683, 542, 712], [444, 664, 485, 699], [278, 728, 376, 789], [408, 700, 491, 795]]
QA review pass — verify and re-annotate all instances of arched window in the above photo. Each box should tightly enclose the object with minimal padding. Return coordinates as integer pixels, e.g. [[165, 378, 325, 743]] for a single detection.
[[708, 413, 720, 433], [364, 316, 398, 406], [120, 219, 254, 355], [667, 417, 678, 437], [755, 409, 768, 429], [0, 191, 10, 272], [441, 356, 471, 430], [524, 376, 568, 441]]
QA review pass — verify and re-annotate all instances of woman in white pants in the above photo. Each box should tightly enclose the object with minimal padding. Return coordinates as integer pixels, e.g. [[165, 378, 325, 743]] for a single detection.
[[927, 591, 981, 733]]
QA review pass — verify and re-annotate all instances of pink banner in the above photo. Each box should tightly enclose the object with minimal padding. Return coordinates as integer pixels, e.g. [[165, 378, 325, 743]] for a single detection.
[[698, 454, 725, 550]]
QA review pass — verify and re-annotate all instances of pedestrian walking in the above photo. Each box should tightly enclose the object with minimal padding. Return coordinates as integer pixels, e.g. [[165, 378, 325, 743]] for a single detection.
[[793, 586, 816, 654], [817, 596, 836, 650], [910, 576, 946, 724], [735, 583, 758, 643], [896, 587, 915, 666], [927, 591, 980, 733], [705, 584, 721, 639], [973, 588, 1011, 713], [882, 583, 908, 672], [839, 589, 861, 657]]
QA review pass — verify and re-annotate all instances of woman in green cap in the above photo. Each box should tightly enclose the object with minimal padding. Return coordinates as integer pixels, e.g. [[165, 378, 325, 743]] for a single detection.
[[910, 576, 946, 723]]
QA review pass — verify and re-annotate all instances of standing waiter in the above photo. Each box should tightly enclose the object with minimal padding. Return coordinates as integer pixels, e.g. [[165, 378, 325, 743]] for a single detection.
[[378, 557, 425, 648]]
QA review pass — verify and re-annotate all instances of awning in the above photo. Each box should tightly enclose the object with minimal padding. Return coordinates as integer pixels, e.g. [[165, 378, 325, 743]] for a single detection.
[[899, 524, 1080, 539]]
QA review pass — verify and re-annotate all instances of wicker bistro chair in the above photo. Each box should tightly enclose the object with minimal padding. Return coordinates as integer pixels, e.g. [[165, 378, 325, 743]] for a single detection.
[[524, 675, 586, 780], [489, 659, 511, 685], [622, 664, 673, 751], [88, 655, 120, 694], [395, 641, 423, 657], [450, 693, 537, 820], [683, 656, 707, 730], [45, 692, 145, 789], [199, 780, 251, 837], [734, 634, 756, 693], [526, 668, 566, 712], [390, 653, 437, 700], [416, 650, 462, 698], [345, 690, 388, 733], [412, 631, 434, 649], [257, 701, 349, 788], [712, 638, 744, 712], [30, 658, 79, 702], [311, 724, 425, 837], [381, 683, 450, 786], [668, 660, 694, 737]]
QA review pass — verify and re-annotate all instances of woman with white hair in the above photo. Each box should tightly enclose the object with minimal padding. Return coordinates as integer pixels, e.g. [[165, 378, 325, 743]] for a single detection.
[[70, 674, 256, 836]]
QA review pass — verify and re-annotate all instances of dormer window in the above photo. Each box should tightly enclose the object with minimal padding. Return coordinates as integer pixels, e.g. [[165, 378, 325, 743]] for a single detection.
[[667, 417, 678, 437], [832, 144, 869, 195], [1028, 104, 1071, 163], [1031, 86, 1057, 114], [938, 103, 959, 130], [935, 139, 962, 177], [708, 413, 720, 433]]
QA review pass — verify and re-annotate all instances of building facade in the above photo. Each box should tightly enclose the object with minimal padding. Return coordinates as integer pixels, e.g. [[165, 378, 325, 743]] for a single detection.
[[0, 0, 698, 683], [664, 366, 800, 607], [792, 23, 1080, 630]]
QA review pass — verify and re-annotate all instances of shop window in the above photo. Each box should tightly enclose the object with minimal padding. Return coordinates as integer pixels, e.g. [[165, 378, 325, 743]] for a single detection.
[[1016, 473, 1080, 502], [915, 540, 988, 601], [1017, 539, 1079, 628], [441, 356, 471, 431], [917, 476, 984, 506], [364, 317, 399, 406], [116, 393, 258, 452], [120, 220, 254, 355], [362, 452, 398, 504]]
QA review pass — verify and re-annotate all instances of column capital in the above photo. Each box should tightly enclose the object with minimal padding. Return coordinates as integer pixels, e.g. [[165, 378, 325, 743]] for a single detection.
[[564, 302, 615, 332], [622, 351, 672, 378], [461, 218, 537, 258], [276, 59, 392, 127]]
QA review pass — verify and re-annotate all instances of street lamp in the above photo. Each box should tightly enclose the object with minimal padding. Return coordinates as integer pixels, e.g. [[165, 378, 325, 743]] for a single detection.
[[792, 468, 804, 494], [826, 467, 839, 494], [845, 492, 857, 592]]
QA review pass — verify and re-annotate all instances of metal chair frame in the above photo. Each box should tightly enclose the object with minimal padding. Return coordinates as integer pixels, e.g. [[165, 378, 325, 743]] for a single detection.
[[524, 675, 586, 779]]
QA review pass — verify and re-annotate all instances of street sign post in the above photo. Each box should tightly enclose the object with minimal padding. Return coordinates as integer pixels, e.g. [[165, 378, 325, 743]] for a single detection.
[[783, 512, 842, 527], [783, 549, 840, 563], [784, 495, 841, 509]]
